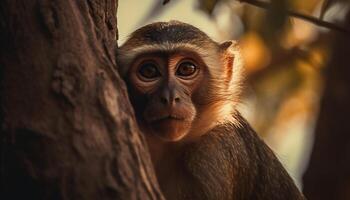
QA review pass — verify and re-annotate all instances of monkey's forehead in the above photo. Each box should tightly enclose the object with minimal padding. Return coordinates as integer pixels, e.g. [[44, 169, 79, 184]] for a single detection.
[[124, 21, 218, 47], [117, 42, 221, 76]]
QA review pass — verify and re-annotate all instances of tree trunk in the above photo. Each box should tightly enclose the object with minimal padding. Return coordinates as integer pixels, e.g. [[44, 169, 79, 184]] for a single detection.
[[302, 13, 350, 200], [0, 0, 164, 199]]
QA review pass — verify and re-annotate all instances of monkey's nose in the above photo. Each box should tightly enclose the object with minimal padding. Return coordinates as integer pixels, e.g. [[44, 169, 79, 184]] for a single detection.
[[160, 96, 180, 106], [159, 91, 180, 106]]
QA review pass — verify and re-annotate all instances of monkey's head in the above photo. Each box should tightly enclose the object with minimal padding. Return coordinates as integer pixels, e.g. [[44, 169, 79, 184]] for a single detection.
[[117, 21, 242, 142]]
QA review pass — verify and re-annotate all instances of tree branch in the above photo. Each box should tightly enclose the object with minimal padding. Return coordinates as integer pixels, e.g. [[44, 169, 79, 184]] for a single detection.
[[239, 0, 350, 34]]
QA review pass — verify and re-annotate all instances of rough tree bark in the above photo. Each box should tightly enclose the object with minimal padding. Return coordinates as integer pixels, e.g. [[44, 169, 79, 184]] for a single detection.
[[302, 13, 350, 200], [0, 0, 164, 199]]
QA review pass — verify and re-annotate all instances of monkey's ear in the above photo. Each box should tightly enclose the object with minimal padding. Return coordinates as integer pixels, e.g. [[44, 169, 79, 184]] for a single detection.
[[219, 40, 238, 57], [219, 40, 239, 83]]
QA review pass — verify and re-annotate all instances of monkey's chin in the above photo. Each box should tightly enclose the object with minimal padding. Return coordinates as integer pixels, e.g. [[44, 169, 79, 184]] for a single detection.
[[149, 118, 191, 142]]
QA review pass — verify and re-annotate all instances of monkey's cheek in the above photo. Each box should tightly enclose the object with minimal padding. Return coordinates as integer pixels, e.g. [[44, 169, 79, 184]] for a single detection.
[[150, 120, 191, 142]]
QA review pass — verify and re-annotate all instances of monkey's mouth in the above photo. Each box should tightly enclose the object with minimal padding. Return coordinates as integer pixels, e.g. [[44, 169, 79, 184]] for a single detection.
[[150, 115, 185, 123], [147, 114, 191, 142]]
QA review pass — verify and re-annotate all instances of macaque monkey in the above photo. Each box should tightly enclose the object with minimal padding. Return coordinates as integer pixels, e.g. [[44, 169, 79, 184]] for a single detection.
[[117, 21, 305, 200]]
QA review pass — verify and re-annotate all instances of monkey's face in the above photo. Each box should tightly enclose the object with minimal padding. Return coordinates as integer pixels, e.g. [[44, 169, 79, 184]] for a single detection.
[[118, 21, 242, 143], [126, 51, 207, 142]]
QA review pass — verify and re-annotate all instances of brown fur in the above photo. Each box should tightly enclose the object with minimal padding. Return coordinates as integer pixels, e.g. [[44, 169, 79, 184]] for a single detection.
[[117, 21, 305, 200]]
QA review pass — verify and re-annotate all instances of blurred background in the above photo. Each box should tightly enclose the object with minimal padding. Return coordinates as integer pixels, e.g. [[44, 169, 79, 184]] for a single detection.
[[118, 0, 350, 199]]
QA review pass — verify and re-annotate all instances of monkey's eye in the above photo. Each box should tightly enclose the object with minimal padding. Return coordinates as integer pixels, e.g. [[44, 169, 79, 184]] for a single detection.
[[176, 62, 197, 78], [138, 63, 161, 80]]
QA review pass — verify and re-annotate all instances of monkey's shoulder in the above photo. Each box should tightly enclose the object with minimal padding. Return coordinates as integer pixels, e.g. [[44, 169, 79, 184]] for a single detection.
[[184, 117, 253, 166], [184, 122, 249, 164]]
